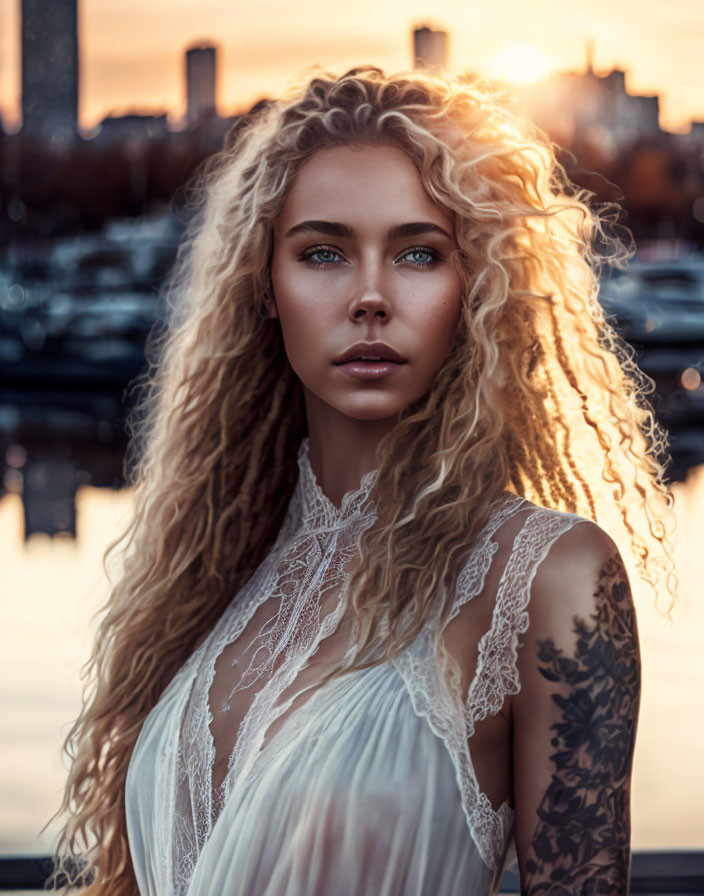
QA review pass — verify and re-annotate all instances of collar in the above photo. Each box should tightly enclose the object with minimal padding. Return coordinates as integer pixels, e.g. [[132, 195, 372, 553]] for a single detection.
[[294, 437, 378, 531]]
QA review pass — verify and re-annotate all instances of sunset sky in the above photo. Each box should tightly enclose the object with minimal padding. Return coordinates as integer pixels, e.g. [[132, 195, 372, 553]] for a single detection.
[[0, 0, 702, 134]]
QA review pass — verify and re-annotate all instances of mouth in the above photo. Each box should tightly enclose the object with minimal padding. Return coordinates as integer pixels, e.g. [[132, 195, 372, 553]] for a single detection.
[[336, 356, 403, 364], [333, 342, 407, 365], [332, 343, 407, 381]]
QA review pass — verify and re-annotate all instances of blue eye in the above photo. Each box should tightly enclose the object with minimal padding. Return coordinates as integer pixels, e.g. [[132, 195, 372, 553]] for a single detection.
[[299, 245, 440, 268], [397, 247, 439, 268], [300, 246, 344, 267]]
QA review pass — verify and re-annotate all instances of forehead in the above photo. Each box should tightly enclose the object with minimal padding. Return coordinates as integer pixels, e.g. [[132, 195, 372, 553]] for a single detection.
[[275, 143, 454, 233]]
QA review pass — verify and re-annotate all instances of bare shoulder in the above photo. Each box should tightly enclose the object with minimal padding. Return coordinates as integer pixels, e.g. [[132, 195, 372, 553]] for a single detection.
[[531, 514, 622, 587], [469, 496, 637, 652], [486, 499, 631, 619], [516, 511, 640, 703], [509, 504, 635, 643]]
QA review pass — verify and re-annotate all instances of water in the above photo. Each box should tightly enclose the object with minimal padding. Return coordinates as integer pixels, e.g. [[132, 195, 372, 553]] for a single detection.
[[1, 474, 703, 854]]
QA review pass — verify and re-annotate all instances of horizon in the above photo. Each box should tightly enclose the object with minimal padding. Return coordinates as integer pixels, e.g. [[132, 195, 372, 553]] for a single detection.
[[0, 0, 703, 135]]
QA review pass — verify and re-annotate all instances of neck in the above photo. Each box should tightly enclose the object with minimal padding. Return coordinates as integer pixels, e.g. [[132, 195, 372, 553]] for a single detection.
[[303, 389, 398, 509]]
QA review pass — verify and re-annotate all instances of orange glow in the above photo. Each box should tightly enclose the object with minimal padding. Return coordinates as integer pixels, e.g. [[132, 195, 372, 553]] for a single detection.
[[0, 1, 702, 134], [489, 44, 552, 86], [2, 472, 704, 851], [681, 367, 702, 391]]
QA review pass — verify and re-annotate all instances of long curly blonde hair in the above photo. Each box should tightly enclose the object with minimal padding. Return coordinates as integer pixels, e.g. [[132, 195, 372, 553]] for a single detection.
[[48, 65, 676, 893]]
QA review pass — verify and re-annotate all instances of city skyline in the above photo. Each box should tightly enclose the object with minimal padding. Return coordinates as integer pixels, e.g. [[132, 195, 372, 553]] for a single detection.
[[1, 0, 703, 134]]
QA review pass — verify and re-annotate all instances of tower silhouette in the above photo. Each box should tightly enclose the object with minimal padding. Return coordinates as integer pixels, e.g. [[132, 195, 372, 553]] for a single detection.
[[21, 0, 79, 145], [185, 43, 217, 126]]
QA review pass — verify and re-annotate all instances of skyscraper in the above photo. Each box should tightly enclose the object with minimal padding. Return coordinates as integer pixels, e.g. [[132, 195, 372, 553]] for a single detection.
[[185, 43, 217, 126], [413, 26, 448, 71], [21, 0, 79, 145]]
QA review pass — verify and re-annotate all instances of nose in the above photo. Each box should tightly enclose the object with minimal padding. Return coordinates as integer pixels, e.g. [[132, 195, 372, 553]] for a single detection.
[[347, 263, 392, 323]]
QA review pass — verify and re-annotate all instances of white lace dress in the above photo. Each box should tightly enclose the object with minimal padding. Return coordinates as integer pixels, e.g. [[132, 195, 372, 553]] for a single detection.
[[125, 438, 590, 896]]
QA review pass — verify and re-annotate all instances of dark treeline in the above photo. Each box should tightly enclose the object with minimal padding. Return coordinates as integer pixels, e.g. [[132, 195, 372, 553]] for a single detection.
[[0, 131, 206, 242], [563, 132, 704, 246], [0, 102, 702, 248]]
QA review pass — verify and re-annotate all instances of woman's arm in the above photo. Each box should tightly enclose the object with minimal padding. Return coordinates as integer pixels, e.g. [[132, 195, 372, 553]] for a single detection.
[[512, 521, 641, 894]]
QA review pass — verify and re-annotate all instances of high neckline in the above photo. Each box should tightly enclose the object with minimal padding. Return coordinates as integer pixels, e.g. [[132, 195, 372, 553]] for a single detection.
[[295, 437, 378, 530]]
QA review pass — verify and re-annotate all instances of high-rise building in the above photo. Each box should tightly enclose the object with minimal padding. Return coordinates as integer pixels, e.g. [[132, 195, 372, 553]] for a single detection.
[[511, 65, 662, 158], [185, 43, 217, 126], [21, 0, 79, 145], [413, 26, 448, 71]]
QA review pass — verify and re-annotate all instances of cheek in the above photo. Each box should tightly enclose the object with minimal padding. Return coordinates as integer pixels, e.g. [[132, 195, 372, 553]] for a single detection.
[[271, 256, 306, 327], [414, 281, 462, 361], [270, 262, 332, 367]]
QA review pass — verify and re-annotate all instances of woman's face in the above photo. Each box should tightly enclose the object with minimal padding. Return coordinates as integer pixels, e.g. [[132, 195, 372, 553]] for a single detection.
[[270, 143, 462, 423]]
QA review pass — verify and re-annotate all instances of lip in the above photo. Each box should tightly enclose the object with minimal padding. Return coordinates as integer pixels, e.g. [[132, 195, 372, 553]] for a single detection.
[[335, 360, 404, 380], [333, 342, 407, 364]]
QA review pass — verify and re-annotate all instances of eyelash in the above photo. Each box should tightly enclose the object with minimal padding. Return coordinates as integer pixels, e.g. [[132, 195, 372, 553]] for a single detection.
[[299, 245, 441, 269]]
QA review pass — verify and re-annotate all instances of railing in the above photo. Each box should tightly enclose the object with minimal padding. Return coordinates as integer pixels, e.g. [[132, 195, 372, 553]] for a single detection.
[[1, 851, 703, 892], [500, 850, 704, 893]]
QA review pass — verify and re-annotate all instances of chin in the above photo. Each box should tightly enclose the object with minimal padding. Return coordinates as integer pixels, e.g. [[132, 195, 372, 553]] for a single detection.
[[335, 396, 410, 421], [346, 410, 402, 422]]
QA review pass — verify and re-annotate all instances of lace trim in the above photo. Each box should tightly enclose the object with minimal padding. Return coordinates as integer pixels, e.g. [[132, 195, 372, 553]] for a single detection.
[[295, 437, 378, 530], [140, 636, 213, 894], [391, 629, 506, 872], [456, 509, 591, 870], [447, 493, 528, 625], [169, 443, 377, 895], [395, 504, 591, 872], [388, 494, 527, 872], [465, 509, 591, 731]]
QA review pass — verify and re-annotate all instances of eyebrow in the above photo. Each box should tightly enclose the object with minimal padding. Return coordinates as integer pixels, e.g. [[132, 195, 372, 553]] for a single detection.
[[284, 219, 454, 242]]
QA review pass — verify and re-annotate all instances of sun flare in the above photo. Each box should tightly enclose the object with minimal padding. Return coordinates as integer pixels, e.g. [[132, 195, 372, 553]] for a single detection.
[[489, 43, 552, 86]]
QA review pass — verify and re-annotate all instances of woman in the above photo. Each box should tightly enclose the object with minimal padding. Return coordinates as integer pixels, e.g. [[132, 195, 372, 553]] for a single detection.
[[50, 66, 675, 895]]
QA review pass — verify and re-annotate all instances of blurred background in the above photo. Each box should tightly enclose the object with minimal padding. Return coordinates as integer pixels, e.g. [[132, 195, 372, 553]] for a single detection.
[[0, 0, 703, 886]]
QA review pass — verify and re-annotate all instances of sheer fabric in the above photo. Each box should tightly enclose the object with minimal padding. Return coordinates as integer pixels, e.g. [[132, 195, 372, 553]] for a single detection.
[[125, 438, 590, 895]]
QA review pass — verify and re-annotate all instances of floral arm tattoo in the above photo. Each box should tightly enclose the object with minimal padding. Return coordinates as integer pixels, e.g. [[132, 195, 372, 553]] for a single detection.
[[522, 553, 641, 895]]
